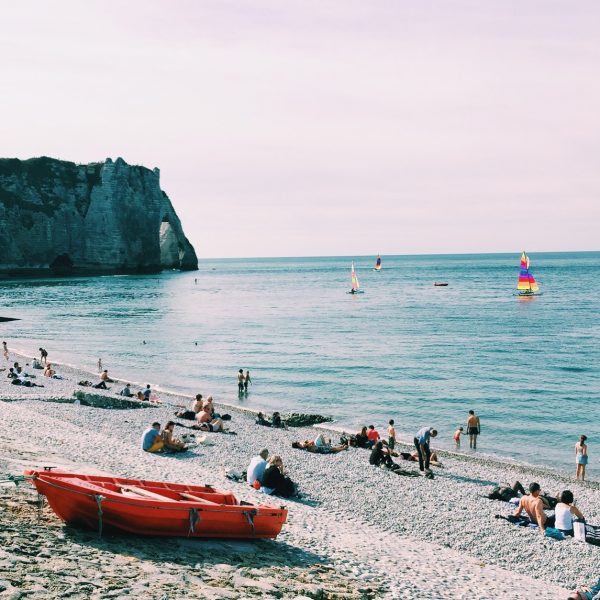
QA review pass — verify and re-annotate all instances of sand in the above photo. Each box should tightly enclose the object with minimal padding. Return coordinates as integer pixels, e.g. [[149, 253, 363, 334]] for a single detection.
[[1, 350, 598, 599]]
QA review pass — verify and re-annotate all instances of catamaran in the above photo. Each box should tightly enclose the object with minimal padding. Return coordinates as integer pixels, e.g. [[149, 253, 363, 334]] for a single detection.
[[516, 251, 540, 296], [348, 262, 364, 294], [373, 255, 382, 272]]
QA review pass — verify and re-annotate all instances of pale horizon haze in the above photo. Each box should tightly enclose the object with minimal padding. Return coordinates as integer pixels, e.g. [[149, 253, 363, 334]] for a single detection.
[[1, 1, 599, 258]]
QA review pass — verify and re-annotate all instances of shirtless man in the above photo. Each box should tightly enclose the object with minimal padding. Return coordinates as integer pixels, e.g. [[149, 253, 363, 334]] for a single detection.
[[195, 405, 224, 432], [513, 482, 546, 534], [466, 410, 481, 449]]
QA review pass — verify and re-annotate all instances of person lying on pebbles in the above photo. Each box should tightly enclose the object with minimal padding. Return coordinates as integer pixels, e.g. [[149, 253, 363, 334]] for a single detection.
[[292, 434, 348, 454], [369, 441, 421, 477], [175, 394, 203, 419]]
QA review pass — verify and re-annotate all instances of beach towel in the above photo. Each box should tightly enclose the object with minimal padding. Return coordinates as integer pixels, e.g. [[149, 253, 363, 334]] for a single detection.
[[584, 523, 600, 546], [544, 527, 565, 540]]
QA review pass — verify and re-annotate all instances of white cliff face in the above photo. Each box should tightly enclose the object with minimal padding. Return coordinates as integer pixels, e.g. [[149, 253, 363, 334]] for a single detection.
[[0, 156, 198, 274]]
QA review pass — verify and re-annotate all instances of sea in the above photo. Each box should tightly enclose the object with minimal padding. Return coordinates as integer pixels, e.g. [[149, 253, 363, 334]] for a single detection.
[[1, 252, 599, 475]]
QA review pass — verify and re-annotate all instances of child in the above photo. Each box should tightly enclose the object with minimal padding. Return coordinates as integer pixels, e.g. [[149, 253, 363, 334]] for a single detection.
[[388, 419, 397, 450], [454, 426, 464, 448]]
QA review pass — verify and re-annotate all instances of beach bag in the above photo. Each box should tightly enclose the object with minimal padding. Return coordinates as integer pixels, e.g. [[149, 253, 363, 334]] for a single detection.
[[573, 518, 586, 542], [221, 414, 232, 421], [584, 523, 600, 546], [544, 527, 565, 540]]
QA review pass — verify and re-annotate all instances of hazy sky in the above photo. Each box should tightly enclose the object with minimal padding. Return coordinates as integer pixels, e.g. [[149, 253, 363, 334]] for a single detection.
[[1, 1, 598, 257]]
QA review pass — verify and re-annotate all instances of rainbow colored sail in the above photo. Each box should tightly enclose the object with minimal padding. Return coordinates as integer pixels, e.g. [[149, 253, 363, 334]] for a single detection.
[[517, 251, 539, 293], [351, 262, 360, 291], [374, 255, 382, 271]]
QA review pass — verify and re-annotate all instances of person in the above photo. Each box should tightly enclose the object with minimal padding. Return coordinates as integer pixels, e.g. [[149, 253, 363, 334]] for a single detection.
[[39, 348, 48, 365], [43, 364, 56, 378], [195, 405, 225, 432], [31, 357, 43, 369], [513, 482, 547, 533], [161, 421, 187, 452], [355, 426, 369, 449], [142, 384, 152, 402], [247, 448, 269, 485], [2, 341, 8, 360], [202, 396, 220, 419], [575, 435, 588, 481], [175, 394, 203, 419], [388, 420, 396, 450], [120, 383, 133, 397], [261, 455, 296, 497], [413, 427, 438, 472], [93, 378, 109, 389], [292, 434, 347, 454], [271, 412, 285, 428], [454, 426, 464, 448], [136, 391, 144, 401], [255, 412, 271, 426], [7, 367, 17, 379], [367, 425, 380, 448], [141, 422, 164, 453], [369, 441, 395, 468], [467, 410, 480, 449], [237, 369, 245, 394], [100, 369, 114, 383], [244, 370, 252, 393], [555, 490, 585, 537]]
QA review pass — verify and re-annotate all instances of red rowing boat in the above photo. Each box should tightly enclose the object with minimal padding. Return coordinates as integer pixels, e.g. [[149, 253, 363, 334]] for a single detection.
[[25, 470, 287, 539]]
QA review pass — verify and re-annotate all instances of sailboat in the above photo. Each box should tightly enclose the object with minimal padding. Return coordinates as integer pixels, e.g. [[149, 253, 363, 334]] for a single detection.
[[347, 262, 364, 294], [516, 251, 540, 296], [373, 255, 382, 272]]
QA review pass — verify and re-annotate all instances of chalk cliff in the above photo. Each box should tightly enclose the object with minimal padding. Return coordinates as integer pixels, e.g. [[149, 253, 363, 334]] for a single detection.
[[0, 156, 198, 275]]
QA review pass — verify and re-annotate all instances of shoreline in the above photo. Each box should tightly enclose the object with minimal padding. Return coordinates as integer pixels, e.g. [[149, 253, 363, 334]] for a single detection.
[[2, 345, 599, 598], [6, 348, 594, 484]]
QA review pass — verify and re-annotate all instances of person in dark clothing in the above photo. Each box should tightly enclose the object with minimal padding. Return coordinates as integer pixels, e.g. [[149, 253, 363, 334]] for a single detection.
[[93, 380, 108, 389], [369, 441, 395, 468], [261, 455, 296, 497], [355, 426, 369, 448]]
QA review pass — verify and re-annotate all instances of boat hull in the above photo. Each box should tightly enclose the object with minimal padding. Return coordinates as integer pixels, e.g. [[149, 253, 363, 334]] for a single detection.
[[26, 470, 287, 539]]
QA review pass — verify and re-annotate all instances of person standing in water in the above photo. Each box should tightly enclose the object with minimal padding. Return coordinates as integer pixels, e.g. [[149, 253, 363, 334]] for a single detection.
[[244, 370, 252, 393], [237, 369, 245, 395], [575, 435, 588, 481], [97, 358, 102, 372], [466, 410, 480, 449]]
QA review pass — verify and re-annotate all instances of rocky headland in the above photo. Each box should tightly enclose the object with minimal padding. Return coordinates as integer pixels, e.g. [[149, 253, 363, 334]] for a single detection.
[[0, 157, 197, 275]]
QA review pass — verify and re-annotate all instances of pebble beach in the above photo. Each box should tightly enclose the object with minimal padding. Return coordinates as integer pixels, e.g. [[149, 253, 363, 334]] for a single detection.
[[1, 351, 599, 599]]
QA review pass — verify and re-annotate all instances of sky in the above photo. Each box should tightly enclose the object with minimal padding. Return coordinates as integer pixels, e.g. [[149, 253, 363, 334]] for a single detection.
[[1, 0, 599, 258]]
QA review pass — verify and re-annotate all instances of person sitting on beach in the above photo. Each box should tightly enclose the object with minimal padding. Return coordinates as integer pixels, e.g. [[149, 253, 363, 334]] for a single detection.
[[354, 426, 369, 448], [7, 367, 17, 379], [261, 455, 297, 497], [256, 412, 272, 426], [93, 379, 109, 389], [119, 383, 133, 397], [161, 421, 187, 452], [513, 482, 547, 534], [271, 412, 285, 428], [555, 490, 585, 537], [31, 358, 43, 369], [369, 441, 395, 468], [43, 364, 56, 378], [195, 405, 225, 432], [247, 448, 269, 486], [141, 422, 164, 453], [202, 396, 220, 419], [136, 391, 145, 401], [367, 425, 380, 448], [16, 366, 35, 379], [142, 384, 152, 402], [175, 394, 203, 419], [100, 369, 114, 383]]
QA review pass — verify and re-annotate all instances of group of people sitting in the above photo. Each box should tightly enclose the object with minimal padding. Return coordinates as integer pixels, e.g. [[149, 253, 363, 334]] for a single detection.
[[7, 363, 45, 387], [141, 421, 188, 453], [174, 394, 228, 432], [119, 383, 159, 403], [494, 481, 589, 539], [255, 412, 286, 428], [246, 448, 297, 497]]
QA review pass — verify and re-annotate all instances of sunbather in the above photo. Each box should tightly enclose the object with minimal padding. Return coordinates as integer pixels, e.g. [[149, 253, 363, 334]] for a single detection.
[[195, 405, 225, 432], [141, 422, 164, 453], [161, 421, 187, 452], [261, 455, 297, 497]]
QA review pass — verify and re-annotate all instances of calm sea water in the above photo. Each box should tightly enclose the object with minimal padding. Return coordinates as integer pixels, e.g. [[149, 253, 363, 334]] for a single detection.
[[1, 253, 599, 474]]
